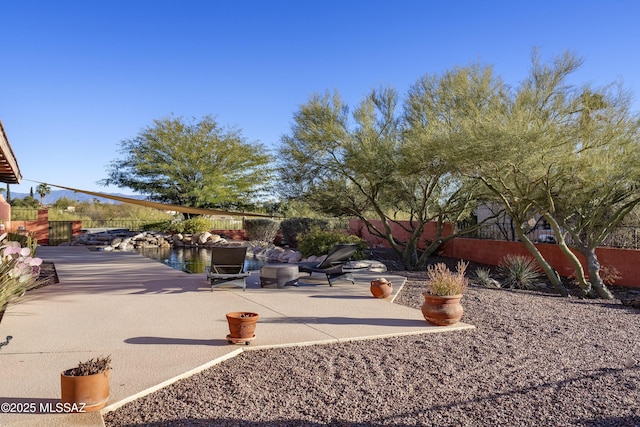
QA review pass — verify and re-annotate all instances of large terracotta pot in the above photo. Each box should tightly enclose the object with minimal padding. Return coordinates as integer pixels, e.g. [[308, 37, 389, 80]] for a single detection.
[[421, 293, 464, 326], [226, 312, 259, 344], [370, 278, 393, 298], [60, 370, 110, 412]]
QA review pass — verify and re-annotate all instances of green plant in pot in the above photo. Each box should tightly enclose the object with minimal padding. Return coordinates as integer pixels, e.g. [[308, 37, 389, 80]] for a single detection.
[[60, 355, 111, 412], [421, 261, 468, 326]]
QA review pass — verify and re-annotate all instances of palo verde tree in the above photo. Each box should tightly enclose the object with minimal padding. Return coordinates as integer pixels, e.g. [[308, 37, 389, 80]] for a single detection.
[[452, 51, 587, 296], [534, 84, 640, 299], [101, 115, 273, 215], [456, 50, 640, 299], [278, 65, 497, 271]]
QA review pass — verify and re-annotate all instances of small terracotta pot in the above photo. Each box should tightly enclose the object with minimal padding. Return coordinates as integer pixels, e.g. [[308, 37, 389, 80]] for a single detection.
[[370, 279, 393, 298], [226, 312, 259, 339], [60, 370, 110, 412], [421, 293, 464, 326]]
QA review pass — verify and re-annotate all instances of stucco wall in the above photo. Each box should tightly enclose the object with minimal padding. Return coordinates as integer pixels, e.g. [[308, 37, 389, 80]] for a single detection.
[[349, 219, 640, 288]]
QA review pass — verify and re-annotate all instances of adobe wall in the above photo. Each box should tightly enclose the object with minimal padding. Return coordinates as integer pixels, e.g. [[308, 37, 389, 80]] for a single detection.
[[349, 219, 640, 288], [441, 238, 640, 288], [7, 210, 83, 245], [348, 219, 453, 249]]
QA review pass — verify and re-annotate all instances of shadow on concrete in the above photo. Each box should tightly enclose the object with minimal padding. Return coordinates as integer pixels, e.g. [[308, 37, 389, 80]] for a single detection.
[[124, 336, 227, 346]]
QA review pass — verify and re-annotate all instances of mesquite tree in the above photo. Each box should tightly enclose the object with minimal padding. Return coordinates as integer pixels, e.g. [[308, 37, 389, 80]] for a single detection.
[[101, 115, 273, 214]]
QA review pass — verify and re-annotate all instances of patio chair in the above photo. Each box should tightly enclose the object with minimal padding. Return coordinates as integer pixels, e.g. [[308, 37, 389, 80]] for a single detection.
[[297, 243, 360, 286], [207, 246, 250, 291]]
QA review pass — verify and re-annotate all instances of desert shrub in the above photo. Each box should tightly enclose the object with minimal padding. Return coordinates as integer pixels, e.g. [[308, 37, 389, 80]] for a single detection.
[[474, 267, 501, 288], [498, 254, 541, 289], [280, 217, 329, 247], [599, 265, 622, 285], [176, 217, 215, 234], [426, 261, 469, 296], [244, 218, 281, 243], [297, 229, 366, 259]]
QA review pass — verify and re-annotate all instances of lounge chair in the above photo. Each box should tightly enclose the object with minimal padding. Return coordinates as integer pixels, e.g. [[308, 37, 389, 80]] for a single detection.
[[207, 246, 250, 291], [297, 243, 359, 286]]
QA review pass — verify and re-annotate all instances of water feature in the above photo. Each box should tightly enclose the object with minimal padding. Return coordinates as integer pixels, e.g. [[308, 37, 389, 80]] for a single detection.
[[133, 246, 269, 273]]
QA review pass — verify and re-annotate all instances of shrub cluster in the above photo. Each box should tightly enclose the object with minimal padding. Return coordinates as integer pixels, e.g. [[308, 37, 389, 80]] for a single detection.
[[244, 218, 281, 243], [280, 217, 329, 248], [297, 229, 366, 259], [174, 217, 215, 234]]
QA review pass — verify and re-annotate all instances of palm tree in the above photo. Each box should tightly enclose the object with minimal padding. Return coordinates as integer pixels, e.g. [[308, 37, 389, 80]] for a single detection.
[[36, 183, 51, 206]]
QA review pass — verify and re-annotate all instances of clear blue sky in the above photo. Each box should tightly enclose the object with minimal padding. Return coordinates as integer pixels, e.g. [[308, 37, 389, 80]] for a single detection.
[[1, 0, 639, 196]]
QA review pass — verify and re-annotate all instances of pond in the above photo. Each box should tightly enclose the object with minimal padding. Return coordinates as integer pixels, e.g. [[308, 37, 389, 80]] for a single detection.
[[133, 246, 269, 273]]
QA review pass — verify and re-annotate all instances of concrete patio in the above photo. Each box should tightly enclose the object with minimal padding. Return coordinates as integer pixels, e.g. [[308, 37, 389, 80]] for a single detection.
[[0, 246, 474, 426]]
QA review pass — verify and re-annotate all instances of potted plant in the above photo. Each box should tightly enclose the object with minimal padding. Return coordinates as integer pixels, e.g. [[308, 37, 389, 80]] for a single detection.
[[370, 277, 393, 298], [60, 355, 111, 412], [421, 261, 468, 326], [226, 312, 259, 345]]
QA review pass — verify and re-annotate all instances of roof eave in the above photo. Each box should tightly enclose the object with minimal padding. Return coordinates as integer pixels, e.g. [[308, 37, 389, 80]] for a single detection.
[[0, 120, 23, 184]]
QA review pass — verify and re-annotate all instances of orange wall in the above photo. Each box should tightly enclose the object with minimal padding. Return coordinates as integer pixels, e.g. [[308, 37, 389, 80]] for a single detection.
[[7, 210, 83, 245], [348, 219, 453, 249], [441, 238, 640, 288], [349, 219, 640, 288]]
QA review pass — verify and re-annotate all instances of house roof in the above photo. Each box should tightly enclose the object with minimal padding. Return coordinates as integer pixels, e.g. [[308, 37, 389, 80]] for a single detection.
[[0, 120, 22, 184]]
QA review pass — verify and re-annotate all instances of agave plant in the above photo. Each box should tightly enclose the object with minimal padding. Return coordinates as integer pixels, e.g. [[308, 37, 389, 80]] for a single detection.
[[498, 254, 541, 289], [474, 267, 501, 288]]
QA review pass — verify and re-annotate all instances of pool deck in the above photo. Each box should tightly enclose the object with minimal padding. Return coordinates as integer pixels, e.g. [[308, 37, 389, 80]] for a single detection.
[[0, 246, 474, 426]]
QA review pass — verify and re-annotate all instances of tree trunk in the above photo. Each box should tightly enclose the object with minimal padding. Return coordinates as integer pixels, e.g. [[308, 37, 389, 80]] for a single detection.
[[515, 225, 569, 296], [581, 247, 614, 300], [543, 214, 596, 298]]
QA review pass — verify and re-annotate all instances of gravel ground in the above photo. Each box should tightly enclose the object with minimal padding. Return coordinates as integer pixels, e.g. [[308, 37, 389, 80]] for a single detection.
[[104, 258, 639, 427]]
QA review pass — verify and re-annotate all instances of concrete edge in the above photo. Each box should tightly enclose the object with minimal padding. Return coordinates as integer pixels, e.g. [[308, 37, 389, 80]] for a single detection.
[[101, 348, 244, 414], [100, 322, 475, 419]]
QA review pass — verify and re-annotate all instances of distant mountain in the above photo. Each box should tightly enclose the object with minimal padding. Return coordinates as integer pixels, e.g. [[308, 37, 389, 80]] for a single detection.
[[9, 190, 147, 205]]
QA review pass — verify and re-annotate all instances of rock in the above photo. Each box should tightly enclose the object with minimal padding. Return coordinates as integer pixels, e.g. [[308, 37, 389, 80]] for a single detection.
[[198, 232, 212, 244], [346, 260, 387, 272], [278, 250, 299, 262], [285, 252, 303, 263]]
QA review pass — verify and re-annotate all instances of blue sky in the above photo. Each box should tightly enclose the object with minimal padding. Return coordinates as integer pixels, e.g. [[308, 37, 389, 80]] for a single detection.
[[1, 0, 639, 196]]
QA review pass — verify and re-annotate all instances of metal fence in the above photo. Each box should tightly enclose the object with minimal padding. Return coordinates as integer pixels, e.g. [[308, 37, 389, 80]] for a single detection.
[[10, 209, 39, 220], [81, 218, 244, 231], [462, 223, 640, 250]]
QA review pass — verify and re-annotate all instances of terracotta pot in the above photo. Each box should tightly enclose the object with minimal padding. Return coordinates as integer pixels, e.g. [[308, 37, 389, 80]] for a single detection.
[[421, 293, 464, 326], [60, 370, 110, 412], [370, 279, 393, 298], [226, 312, 259, 341]]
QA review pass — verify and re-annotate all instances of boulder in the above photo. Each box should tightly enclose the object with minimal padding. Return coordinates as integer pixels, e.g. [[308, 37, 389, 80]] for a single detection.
[[198, 232, 212, 244]]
